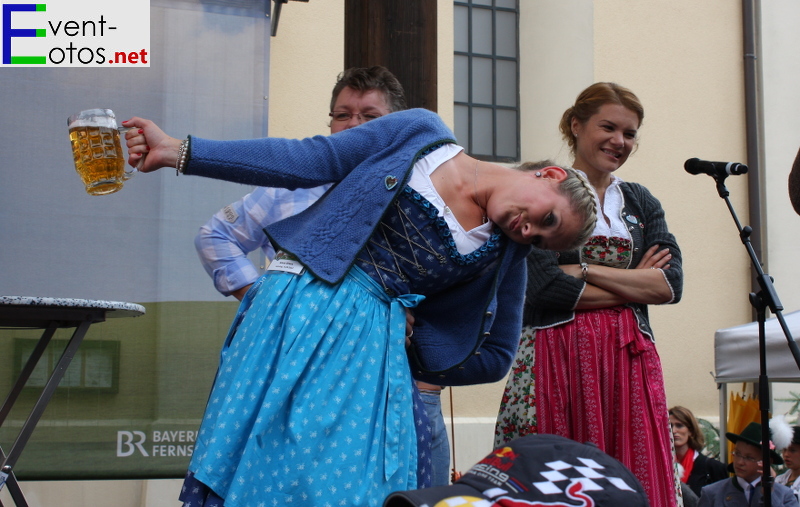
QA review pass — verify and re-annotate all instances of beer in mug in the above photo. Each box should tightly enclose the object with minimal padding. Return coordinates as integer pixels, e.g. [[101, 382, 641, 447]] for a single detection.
[[67, 109, 133, 196]]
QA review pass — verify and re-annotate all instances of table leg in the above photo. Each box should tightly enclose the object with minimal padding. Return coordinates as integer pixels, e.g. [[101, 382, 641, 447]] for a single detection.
[[0, 456, 28, 507], [0, 318, 92, 499], [0, 323, 59, 427], [0, 322, 59, 507]]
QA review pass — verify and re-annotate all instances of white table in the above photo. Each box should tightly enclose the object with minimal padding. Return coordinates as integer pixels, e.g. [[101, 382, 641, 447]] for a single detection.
[[0, 297, 145, 507]]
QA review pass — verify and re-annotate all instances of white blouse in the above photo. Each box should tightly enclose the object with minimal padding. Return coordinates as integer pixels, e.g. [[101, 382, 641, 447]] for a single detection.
[[408, 144, 493, 255], [776, 470, 800, 503]]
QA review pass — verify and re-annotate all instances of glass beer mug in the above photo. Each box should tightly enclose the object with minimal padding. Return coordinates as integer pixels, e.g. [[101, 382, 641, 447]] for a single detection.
[[67, 108, 136, 196]]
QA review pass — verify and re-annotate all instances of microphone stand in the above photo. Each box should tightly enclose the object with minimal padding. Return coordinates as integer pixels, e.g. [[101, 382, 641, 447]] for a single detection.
[[712, 174, 800, 507]]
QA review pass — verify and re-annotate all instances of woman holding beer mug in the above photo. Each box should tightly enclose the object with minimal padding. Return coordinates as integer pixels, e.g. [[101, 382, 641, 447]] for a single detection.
[[122, 109, 597, 507]]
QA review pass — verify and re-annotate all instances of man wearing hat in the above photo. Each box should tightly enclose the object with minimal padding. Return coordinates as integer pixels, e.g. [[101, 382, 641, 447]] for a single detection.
[[698, 422, 798, 507], [384, 433, 651, 507]]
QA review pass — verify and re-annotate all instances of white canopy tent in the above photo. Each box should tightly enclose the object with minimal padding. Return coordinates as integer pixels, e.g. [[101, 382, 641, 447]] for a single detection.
[[714, 310, 800, 459]]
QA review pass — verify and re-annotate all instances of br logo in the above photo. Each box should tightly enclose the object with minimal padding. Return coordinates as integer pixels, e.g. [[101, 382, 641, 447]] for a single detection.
[[117, 430, 149, 457]]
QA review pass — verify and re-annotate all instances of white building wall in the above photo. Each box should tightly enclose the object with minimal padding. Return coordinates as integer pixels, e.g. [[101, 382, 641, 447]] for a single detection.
[[762, 1, 800, 306], [757, 0, 800, 421]]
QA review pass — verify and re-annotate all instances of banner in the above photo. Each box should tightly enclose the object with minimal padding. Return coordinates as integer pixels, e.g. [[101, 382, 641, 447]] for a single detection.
[[0, 0, 271, 480]]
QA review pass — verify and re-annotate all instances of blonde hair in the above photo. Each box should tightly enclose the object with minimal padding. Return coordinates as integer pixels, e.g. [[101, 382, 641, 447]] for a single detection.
[[515, 160, 598, 251], [559, 166, 597, 250]]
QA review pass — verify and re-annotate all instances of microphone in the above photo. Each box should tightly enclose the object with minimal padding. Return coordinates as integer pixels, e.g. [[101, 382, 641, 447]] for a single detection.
[[684, 158, 748, 178]]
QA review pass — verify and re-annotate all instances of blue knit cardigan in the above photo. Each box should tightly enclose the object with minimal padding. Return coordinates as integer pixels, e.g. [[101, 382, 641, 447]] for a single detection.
[[185, 109, 531, 385]]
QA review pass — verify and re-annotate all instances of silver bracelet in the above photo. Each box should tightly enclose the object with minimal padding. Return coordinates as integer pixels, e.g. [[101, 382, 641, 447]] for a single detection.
[[176, 137, 190, 176], [580, 262, 589, 281]]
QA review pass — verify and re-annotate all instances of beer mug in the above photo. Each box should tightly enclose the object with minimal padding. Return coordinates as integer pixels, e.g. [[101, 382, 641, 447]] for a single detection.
[[67, 108, 136, 196]]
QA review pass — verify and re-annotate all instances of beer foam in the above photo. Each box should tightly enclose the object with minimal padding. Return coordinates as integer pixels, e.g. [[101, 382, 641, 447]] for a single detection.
[[68, 109, 117, 129]]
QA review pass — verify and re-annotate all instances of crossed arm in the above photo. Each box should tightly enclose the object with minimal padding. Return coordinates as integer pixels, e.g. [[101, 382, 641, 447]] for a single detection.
[[525, 183, 682, 313], [561, 244, 674, 308]]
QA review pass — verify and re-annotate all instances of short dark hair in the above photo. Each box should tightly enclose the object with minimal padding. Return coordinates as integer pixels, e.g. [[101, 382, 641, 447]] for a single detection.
[[792, 426, 800, 446], [330, 66, 407, 113]]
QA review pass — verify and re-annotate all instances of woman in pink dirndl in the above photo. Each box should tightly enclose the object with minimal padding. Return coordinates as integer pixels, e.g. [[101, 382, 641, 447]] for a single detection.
[[494, 82, 683, 507]]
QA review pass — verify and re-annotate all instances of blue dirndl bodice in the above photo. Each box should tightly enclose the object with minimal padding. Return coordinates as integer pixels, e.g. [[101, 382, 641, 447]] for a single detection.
[[355, 186, 504, 297]]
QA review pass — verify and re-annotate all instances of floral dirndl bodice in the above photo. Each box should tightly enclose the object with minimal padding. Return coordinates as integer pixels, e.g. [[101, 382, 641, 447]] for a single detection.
[[581, 235, 633, 269], [355, 186, 504, 296], [580, 175, 637, 269]]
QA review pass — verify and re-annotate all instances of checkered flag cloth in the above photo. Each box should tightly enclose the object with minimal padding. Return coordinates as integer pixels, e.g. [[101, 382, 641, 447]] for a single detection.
[[384, 434, 650, 507], [531, 458, 638, 495]]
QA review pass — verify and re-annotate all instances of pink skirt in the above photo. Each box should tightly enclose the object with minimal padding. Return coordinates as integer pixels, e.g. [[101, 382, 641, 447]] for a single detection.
[[495, 307, 678, 507]]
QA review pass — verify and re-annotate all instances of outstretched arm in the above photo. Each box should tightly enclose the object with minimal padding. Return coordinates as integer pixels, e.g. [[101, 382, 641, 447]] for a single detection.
[[123, 109, 454, 190]]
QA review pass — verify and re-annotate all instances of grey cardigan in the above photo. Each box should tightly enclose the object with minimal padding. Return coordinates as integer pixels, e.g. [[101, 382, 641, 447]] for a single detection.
[[523, 181, 682, 340]]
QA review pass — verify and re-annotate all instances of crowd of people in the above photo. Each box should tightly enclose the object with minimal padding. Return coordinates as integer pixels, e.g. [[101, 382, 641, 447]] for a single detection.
[[121, 69, 798, 507]]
